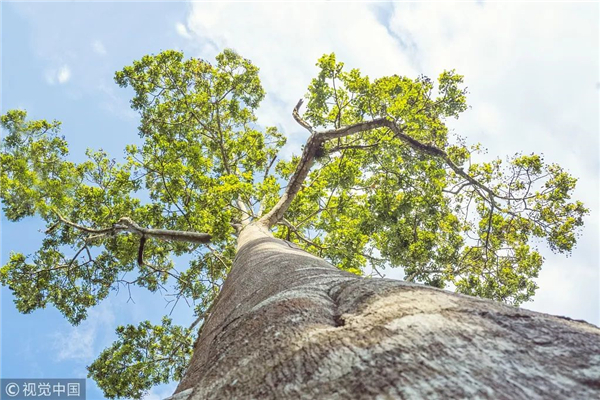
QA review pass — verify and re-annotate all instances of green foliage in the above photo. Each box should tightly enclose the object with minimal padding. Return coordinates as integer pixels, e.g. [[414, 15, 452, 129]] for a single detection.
[[115, 49, 285, 242], [87, 317, 193, 399], [0, 50, 588, 398], [279, 53, 586, 305], [0, 109, 74, 220]]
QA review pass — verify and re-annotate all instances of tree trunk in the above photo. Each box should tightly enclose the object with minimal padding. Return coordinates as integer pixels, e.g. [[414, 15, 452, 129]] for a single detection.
[[169, 224, 600, 399]]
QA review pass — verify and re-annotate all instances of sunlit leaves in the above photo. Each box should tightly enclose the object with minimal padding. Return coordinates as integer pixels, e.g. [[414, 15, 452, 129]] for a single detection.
[[280, 52, 586, 305], [0, 49, 589, 398], [441, 149, 588, 304], [0, 110, 79, 220], [280, 54, 472, 280], [115, 49, 285, 240], [1, 49, 286, 398], [436, 70, 469, 118], [87, 317, 194, 399]]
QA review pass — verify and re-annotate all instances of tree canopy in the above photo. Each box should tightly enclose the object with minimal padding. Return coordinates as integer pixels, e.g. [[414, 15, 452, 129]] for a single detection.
[[0, 50, 587, 398]]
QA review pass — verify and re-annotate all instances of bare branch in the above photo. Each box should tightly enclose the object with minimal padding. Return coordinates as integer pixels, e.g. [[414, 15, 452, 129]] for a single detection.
[[136, 235, 189, 287], [442, 181, 471, 196], [55, 212, 114, 235], [483, 204, 495, 268], [279, 219, 325, 249], [258, 132, 323, 228], [189, 315, 203, 331], [117, 217, 213, 244], [257, 154, 278, 217], [137, 236, 148, 267], [370, 264, 386, 278], [231, 223, 243, 234], [319, 118, 388, 141], [236, 198, 253, 227], [206, 244, 230, 271], [329, 142, 381, 153], [292, 99, 314, 134], [55, 212, 212, 244]]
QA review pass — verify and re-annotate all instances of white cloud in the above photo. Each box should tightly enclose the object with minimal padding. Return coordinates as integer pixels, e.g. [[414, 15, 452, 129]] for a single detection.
[[53, 325, 95, 361], [143, 383, 178, 400], [92, 39, 107, 55], [186, 2, 414, 158], [385, 2, 598, 323], [184, 2, 599, 324], [175, 22, 191, 39], [57, 65, 71, 83], [45, 64, 71, 85], [52, 303, 115, 362]]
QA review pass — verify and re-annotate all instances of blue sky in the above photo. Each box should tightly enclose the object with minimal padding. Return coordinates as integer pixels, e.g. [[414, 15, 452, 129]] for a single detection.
[[1, 2, 598, 400], [1, 2, 197, 399]]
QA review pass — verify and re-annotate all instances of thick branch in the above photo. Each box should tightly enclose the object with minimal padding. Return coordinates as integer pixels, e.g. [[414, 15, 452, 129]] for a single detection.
[[137, 236, 148, 267], [55, 213, 212, 244], [321, 118, 500, 206], [135, 235, 188, 287], [258, 116, 325, 227], [261, 100, 508, 229], [55, 212, 113, 235], [236, 199, 253, 227], [319, 118, 389, 141], [257, 154, 278, 217], [260, 101, 389, 228]]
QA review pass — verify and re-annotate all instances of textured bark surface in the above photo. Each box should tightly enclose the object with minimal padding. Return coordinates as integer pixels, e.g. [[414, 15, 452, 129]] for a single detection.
[[173, 224, 600, 399]]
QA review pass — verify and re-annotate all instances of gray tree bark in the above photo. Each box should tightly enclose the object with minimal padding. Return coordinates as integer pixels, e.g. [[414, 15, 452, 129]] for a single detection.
[[169, 224, 600, 400]]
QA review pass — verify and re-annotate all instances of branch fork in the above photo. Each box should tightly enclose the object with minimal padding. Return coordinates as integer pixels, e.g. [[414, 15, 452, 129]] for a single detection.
[[260, 98, 504, 229]]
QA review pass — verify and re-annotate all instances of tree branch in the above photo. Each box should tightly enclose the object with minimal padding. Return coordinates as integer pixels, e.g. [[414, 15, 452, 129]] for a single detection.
[[55, 212, 212, 244], [257, 154, 278, 217], [259, 101, 390, 228], [236, 198, 253, 227], [279, 219, 325, 249], [260, 100, 511, 228], [135, 235, 190, 288], [291, 99, 314, 134], [483, 203, 495, 268], [319, 117, 389, 141], [258, 130, 324, 227]]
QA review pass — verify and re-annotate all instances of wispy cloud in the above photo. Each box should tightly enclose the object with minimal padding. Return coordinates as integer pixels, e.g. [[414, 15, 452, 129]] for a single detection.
[[143, 383, 177, 400], [97, 83, 137, 120], [52, 303, 115, 362], [44, 64, 71, 85], [57, 65, 71, 83], [175, 22, 191, 39], [92, 39, 107, 56], [53, 326, 96, 361], [185, 2, 414, 159]]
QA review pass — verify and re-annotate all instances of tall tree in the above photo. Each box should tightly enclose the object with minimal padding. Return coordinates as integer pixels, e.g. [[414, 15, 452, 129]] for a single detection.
[[1, 50, 596, 399]]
